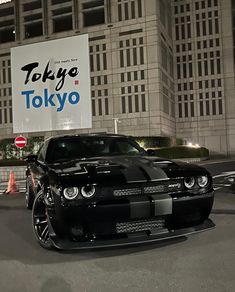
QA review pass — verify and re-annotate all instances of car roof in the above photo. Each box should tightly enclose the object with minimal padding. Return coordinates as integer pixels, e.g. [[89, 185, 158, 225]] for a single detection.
[[45, 133, 131, 143]]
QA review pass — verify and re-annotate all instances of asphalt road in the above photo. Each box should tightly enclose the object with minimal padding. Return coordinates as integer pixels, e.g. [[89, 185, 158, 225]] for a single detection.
[[0, 161, 235, 292]]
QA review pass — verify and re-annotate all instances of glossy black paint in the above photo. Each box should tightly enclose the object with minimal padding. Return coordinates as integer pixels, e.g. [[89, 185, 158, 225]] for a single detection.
[[26, 134, 215, 249]]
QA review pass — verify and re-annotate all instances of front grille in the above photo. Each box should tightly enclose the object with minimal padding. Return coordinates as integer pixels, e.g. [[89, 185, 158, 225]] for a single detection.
[[113, 181, 183, 197], [116, 218, 165, 234], [113, 188, 142, 196], [143, 185, 166, 194]]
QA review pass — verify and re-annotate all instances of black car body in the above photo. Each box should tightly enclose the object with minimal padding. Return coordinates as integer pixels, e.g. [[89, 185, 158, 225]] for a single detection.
[[25, 134, 215, 250]]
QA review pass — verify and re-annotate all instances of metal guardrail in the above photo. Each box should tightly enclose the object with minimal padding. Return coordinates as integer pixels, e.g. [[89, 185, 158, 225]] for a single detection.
[[0, 166, 26, 183]]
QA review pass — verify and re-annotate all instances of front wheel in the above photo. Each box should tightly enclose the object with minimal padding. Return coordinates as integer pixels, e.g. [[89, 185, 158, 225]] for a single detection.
[[32, 190, 54, 250]]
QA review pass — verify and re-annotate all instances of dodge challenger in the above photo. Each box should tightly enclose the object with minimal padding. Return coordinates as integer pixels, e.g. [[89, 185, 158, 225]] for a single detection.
[[25, 134, 215, 250]]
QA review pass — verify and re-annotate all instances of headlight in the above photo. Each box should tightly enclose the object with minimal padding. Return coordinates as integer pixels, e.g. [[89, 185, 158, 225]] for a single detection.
[[63, 187, 79, 200], [197, 176, 209, 188], [184, 177, 195, 189], [80, 185, 96, 198]]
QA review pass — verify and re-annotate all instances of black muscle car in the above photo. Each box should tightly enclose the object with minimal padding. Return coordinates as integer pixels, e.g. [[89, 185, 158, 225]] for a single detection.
[[25, 134, 215, 250]]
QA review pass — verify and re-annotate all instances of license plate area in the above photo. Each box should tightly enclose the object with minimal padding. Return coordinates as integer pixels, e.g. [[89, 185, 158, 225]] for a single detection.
[[151, 194, 172, 216]]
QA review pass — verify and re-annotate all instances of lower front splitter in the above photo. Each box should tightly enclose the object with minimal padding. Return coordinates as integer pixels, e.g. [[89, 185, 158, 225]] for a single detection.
[[49, 218, 215, 250]]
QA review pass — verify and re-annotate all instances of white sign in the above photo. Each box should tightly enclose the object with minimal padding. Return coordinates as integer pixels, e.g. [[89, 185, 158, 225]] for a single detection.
[[11, 35, 91, 133], [0, 0, 12, 4]]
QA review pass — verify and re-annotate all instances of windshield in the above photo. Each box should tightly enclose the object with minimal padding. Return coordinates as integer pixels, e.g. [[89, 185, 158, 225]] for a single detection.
[[46, 136, 145, 163]]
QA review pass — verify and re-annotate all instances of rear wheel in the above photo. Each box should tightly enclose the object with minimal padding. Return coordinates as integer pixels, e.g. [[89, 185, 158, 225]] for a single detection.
[[25, 178, 35, 210], [32, 190, 54, 250]]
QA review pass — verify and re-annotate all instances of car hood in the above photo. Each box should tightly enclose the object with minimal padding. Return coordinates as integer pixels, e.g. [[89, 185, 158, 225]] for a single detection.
[[47, 156, 210, 186]]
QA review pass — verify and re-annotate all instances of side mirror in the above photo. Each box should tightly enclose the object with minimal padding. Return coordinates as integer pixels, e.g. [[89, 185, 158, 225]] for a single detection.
[[147, 149, 155, 156], [25, 154, 38, 163]]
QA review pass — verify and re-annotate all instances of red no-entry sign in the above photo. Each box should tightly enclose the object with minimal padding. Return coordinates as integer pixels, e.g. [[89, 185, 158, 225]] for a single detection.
[[14, 136, 27, 149]]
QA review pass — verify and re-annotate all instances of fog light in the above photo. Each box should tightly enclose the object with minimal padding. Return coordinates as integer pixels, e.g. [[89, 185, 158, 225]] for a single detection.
[[71, 225, 83, 237]]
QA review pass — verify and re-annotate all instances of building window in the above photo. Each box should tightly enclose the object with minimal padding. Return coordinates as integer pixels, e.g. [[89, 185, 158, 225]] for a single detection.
[[202, 21, 206, 35], [92, 99, 96, 116], [118, 0, 142, 21], [198, 61, 202, 76], [204, 60, 208, 75], [212, 100, 216, 115], [82, 0, 105, 27], [90, 42, 107, 72], [200, 101, 204, 116], [0, 6, 14, 17], [184, 102, 188, 118], [178, 103, 182, 118], [119, 37, 145, 68], [52, 3, 73, 32], [23, 0, 42, 11], [209, 19, 213, 34], [128, 96, 132, 113], [218, 99, 223, 114], [181, 24, 185, 39], [121, 83, 147, 113], [121, 96, 126, 113], [98, 99, 102, 115], [190, 100, 195, 117], [0, 102, 2, 124], [215, 18, 219, 34], [196, 21, 200, 37], [0, 27, 15, 43], [217, 59, 221, 74], [25, 22, 43, 38]]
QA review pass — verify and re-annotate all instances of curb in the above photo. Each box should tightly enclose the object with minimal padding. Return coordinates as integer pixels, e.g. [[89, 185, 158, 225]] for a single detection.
[[174, 157, 208, 163]]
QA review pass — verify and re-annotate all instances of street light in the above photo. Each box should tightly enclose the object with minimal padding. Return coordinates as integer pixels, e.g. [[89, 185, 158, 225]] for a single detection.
[[113, 118, 121, 134]]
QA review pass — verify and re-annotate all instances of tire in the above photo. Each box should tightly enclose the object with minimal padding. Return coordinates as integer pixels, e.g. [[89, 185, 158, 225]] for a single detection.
[[32, 190, 54, 250], [25, 178, 35, 210]]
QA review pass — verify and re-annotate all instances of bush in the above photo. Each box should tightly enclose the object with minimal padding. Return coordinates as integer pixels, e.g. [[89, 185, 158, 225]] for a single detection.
[[150, 146, 209, 159], [134, 136, 179, 149], [0, 136, 44, 160]]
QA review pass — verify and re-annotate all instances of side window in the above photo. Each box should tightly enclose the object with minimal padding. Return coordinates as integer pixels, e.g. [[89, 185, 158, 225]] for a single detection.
[[116, 141, 140, 154]]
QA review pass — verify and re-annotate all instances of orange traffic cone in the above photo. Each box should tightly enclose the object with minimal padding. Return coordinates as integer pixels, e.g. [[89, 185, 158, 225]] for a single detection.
[[6, 171, 19, 194]]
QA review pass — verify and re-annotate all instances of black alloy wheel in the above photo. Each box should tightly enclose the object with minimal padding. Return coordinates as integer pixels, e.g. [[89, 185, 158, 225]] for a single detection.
[[25, 177, 34, 210], [32, 190, 54, 249]]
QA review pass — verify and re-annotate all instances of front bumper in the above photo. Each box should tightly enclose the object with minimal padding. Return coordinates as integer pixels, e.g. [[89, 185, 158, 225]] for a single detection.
[[50, 219, 215, 250], [47, 191, 214, 249]]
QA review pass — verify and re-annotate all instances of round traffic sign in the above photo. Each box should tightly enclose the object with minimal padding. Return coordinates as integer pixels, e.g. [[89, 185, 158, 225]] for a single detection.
[[14, 136, 27, 149]]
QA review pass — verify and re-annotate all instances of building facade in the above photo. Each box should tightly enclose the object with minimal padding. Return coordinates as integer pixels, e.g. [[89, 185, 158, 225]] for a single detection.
[[0, 0, 235, 155], [173, 0, 235, 155]]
